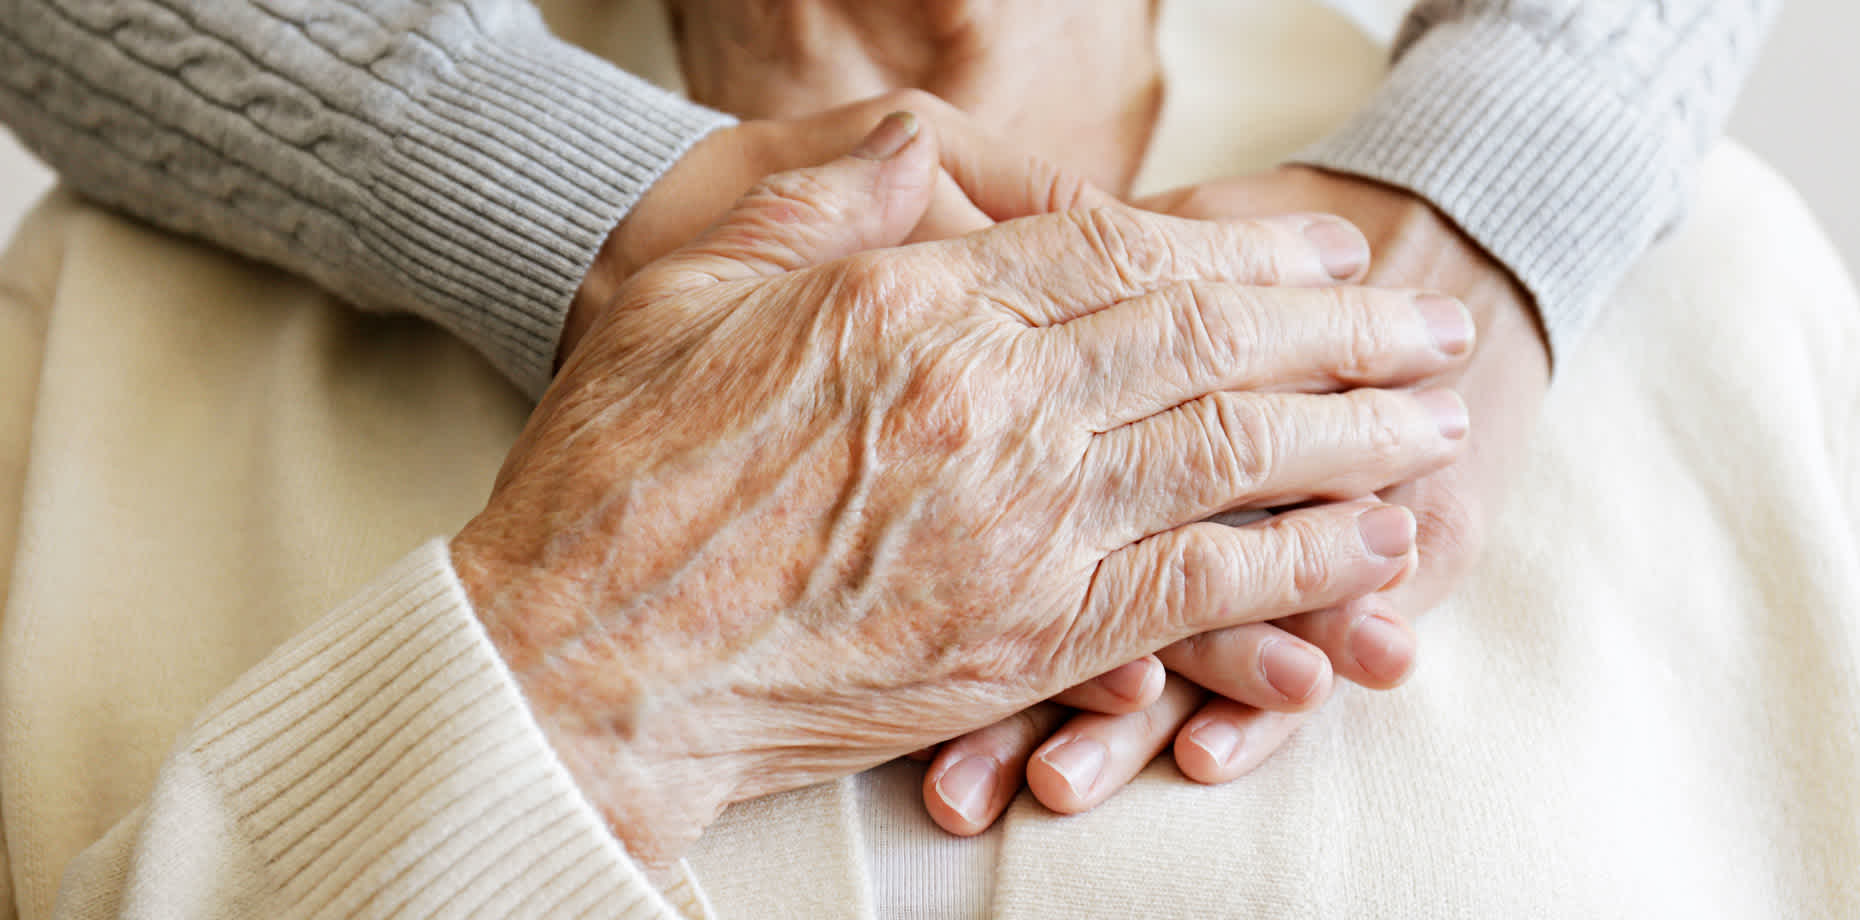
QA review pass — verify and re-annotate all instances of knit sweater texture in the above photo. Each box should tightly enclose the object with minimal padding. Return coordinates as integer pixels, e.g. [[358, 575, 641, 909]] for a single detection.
[[1298, 0, 1779, 356], [0, 0, 1776, 392], [0, 0, 729, 396]]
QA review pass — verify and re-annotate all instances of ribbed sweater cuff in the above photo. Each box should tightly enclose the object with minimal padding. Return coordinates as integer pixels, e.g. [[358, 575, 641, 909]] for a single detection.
[[378, 29, 732, 397], [187, 540, 692, 918], [1296, 16, 1675, 361]]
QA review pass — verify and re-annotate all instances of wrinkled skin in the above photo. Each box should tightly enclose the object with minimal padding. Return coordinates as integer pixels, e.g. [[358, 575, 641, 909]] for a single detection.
[[665, 0, 1162, 193], [643, 3, 1543, 834], [452, 121, 1472, 867], [564, 89, 1100, 362], [921, 167, 1552, 832]]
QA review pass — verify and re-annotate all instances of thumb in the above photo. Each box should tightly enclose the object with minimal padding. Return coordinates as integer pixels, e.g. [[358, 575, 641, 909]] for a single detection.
[[654, 112, 938, 287]]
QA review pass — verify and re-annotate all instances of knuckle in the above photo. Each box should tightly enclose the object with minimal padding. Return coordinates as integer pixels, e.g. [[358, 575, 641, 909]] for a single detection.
[[1072, 206, 1174, 290], [1181, 283, 1257, 382], [1169, 527, 1235, 627], [1264, 513, 1337, 606], [1206, 395, 1275, 495], [1229, 220, 1297, 286], [740, 170, 849, 246], [1352, 390, 1411, 468], [1333, 290, 1404, 383], [1033, 162, 1098, 214], [1245, 255, 1288, 288], [758, 166, 834, 211]]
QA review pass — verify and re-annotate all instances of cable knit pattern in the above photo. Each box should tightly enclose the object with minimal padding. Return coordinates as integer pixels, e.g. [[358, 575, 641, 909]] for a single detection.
[[1298, 0, 1778, 360], [0, 0, 730, 396], [0, 0, 1774, 380]]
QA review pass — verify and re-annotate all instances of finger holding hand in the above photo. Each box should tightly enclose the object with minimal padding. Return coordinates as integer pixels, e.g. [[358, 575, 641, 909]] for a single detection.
[[588, 91, 1096, 296], [487, 112, 1491, 868], [1057, 283, 1474, 428], [1262, 316, 1531, 692], [811, 91, 1108, 244], [948, 209, 1372, 328], [1079, 387, 1466, 548], [1050, 655, 1168, 714], [639, 110, 942, 293], [925, 669, 1324, 831], [1025, 675, 1206, 814], [1270, 594, 1420, 690], [1172, 700, 1313, 785], [920, 481, 1386, 826], [1071, 501, 1418, 666], [1024, 693, 1315, 810], [1154, 621, 1334, 713], [921, 704, 1070, 836], [1063, 620, 1339, 721], [913, 679, 1208, 828], [771, 90, 1110, 241]]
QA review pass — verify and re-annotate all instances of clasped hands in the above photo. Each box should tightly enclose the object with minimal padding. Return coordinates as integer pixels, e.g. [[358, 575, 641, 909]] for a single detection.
[[452, 0, 1551, 867], [654, 0, 1550, 836], [456, 110, 1470, 866]]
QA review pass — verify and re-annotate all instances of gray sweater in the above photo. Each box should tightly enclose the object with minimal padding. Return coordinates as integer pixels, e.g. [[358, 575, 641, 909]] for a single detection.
[[0, 0, 1776, 397]]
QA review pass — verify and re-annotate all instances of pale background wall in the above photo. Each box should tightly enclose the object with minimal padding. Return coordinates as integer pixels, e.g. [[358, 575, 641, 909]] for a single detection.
[[1, 1, 1855, 275], [1730, 1, 1859, 279]]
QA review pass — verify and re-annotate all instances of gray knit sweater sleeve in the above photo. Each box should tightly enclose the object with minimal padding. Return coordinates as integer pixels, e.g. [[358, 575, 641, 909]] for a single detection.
[[1299, 1, 1779, 358], [0, 0, 730, 397]]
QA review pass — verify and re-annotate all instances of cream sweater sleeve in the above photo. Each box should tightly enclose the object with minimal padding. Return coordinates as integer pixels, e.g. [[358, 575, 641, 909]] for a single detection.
[[1297, 0, 1779, 357], [50, 542, 703, 920], [0, 0, 731, 398]]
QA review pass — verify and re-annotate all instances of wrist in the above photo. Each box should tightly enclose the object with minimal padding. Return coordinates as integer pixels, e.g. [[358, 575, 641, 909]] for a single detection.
[[449, 529, 739, 868], [562, 122, 779, 367]]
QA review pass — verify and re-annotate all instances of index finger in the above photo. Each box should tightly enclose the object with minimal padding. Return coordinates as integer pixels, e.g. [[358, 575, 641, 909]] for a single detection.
[[934, 208, 1370, 327], [1063, 502, 1416, 677]]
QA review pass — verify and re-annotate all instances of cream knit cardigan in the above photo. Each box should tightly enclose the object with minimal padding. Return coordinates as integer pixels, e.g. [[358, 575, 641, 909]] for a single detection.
[[3, 2, 1856, 918]]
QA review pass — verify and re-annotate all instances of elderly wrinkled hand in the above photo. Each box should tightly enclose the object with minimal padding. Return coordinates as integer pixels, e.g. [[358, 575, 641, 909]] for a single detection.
[[449, 116, 1471, 867], [920, 166, 1546, 833]]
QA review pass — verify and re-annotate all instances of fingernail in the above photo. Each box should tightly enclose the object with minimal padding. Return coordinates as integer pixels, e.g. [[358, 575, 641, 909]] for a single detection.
[[1349, 613, 1416, 684], [853, 111, 919, 160], [1187, 719, 1243, 766], [1357, 506, 1415, 560], [1038, 738, 1106, 800], [1302, 218, 1368, 280], [933, 755, 996, 826], [1096, 658, 1156, 704], [1260, 639, 1326, 703], [1416, 389, 1469, 440], [1415, 294, 1474, 356]]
